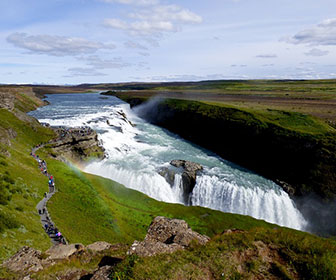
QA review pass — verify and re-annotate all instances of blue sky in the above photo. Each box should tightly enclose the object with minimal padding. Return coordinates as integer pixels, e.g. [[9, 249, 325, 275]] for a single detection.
[[1, 0, 336, 84]]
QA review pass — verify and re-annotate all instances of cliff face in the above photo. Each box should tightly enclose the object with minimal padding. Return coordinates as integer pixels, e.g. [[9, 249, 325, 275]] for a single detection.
[[133, 99, 336, 199], [48, 127, 105, 162]]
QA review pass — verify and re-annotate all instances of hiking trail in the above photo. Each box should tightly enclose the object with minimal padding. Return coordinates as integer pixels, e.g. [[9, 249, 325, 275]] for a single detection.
[[32, 144, 67, 245]]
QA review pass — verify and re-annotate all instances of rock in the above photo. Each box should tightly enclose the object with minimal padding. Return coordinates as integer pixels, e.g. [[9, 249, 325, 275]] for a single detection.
[[222, 229, 246, 235], [170, 160, 203, 204], [128, 216, 210, 257], [158, 167, 176, 186], [45, 243, 84, 260], [49, 127, 104, 162], [86, 241, 114, 252], [2, 246, 43, 273], [0, 92, 15, 111], [91, 265, 113, 280], [275, 180, 296, 196]]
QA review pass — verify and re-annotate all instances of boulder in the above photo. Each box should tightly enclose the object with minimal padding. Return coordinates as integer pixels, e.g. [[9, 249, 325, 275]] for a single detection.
[[45, 243, 84, 260], [91, 265, 113, 280], [2, 246, 43, 273], [86, 241, 114, 252], [128, 216, 210, 257], [170, 160, 203, 204]]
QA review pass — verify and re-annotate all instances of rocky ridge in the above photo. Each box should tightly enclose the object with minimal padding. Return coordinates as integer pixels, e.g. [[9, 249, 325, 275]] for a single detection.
[[128, 216, 209, 257], [1, 217, 209, 279], [2, 242, 124, 280], [48, 126, 105, 162]]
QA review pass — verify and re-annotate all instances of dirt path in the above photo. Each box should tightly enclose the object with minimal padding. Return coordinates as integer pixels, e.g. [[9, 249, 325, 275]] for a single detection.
[[31, 145, 67, 245]]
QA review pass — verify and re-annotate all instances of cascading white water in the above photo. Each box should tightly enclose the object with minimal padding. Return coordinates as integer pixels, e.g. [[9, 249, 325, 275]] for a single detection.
[[191, 174, 304, 229], [29, 93, 308, 231]]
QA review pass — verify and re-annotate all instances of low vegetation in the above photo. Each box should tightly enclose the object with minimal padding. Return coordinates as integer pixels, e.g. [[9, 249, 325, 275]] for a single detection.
[[1, 85, 336, 279], [109, 227, 336, 280]]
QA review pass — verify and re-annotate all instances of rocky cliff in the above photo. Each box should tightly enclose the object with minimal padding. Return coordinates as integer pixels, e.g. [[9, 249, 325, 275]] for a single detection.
[[48, 127, 105, 162], [128, 98, 336, 199]]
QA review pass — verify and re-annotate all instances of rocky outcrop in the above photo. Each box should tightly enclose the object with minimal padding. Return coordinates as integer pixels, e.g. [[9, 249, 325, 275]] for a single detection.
[[2, 246, 43, 274], [49, 127, 104, 162], [1, 242, 123, 279], [128, 216, 210, 257], [86, 241, 116, 252], [0, 92, 15, 111], [45, 244, 85, 260], [170, 160, 203, 195], [2, 216, 209, 278], [159, 160, 203, 204]]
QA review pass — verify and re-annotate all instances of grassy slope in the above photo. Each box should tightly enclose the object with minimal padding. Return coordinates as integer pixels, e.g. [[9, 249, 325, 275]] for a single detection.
[[41, 154, 274, 245], [111, 227, 336, 280], [0, 88, 273, 260], [0, 94, 55, 262], [1, 87, 336, 279]]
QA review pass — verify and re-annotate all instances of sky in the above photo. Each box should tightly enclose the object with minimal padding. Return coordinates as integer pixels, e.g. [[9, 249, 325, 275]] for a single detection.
[[1, 0, 336, 84]]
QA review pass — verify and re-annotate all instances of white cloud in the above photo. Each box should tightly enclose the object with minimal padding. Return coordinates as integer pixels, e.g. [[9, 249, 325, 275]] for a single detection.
[[101, 0, 159, 6], [129, 5, 202, 24], [138, 52, 150, 56], [285, 18, 336, 45], [85, 55, 132, 69], [104, 4, 202, 36], [124, 40, 148, 50], [304, 48, 329, 57], [256, 54, 277, 58], [231, 64, 247, 67], [65, 67, 108, 77], [7, 33, 115, 56]]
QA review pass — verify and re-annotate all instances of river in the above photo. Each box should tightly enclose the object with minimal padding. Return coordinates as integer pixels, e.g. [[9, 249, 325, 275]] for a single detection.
[[29, 93, 307, 231]]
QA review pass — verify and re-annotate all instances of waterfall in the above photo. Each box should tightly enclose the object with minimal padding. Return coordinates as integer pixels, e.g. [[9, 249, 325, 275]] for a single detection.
[[191, 175, 306, 230], [29, 93, 308, 231]]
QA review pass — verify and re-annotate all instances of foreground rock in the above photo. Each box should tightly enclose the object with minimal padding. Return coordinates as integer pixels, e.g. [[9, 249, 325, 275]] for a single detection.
[[128, 216, 209, 257], [2, 246, 43, 274], [2, 242, 124, 279], [49, 127, 104, 162]]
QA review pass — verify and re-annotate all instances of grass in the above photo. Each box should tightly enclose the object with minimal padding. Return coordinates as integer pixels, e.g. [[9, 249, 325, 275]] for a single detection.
[[0, 87, 274, 264], [165, 99, 335, 136], [39, 153, 275, 246], [0, 90, 56, 262], [1, 85, 336, 279], [109, 227, 336, 280]]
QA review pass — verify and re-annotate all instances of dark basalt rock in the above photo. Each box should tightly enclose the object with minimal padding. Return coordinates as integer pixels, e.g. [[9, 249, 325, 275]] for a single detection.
[[170, 160, 203, 204]]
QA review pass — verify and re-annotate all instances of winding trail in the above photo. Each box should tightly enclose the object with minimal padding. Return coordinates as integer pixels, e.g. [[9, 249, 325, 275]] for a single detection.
[[31, 144, 67, 245]]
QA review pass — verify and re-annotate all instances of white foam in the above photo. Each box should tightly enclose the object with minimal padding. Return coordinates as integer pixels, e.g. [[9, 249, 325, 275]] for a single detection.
[[32, 95, 308, 231]]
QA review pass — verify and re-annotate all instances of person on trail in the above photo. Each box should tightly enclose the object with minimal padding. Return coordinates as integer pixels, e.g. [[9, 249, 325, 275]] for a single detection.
[[44, 192, 47, 198], [44, 224, 48, 230]]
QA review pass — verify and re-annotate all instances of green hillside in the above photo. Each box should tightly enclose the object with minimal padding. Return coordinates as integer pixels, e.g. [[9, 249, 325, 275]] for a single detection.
[[1, 87, 336, 279]]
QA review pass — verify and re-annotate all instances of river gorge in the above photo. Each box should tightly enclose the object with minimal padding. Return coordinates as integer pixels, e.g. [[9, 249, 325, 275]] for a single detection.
[[29, 93, 307, 231]]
